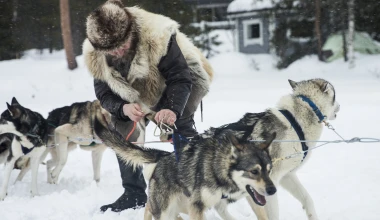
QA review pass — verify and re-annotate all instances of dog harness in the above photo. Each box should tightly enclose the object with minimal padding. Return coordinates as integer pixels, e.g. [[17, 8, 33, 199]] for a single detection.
[[279, 110, 309, 161], [172, 131, 189, 162], [279, 95, 327, 161]]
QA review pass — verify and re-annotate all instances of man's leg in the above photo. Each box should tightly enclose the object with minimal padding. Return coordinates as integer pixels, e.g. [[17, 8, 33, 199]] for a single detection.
[[100, 117, 147, 212], [100, 155, 147, 212]]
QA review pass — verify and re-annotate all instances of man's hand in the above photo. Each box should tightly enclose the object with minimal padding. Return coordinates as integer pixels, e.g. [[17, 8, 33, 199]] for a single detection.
[[155, 109, 177, 126], [122, 103, 145, 122]]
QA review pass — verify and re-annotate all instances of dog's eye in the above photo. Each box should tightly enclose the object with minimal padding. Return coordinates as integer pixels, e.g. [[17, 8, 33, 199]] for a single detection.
[[251, 170, 259, 175]]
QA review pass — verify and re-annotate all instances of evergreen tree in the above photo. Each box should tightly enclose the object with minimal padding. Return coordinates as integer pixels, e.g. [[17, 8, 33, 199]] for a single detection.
[[0, 0, 22, 60], [355, 0, 380, 41]]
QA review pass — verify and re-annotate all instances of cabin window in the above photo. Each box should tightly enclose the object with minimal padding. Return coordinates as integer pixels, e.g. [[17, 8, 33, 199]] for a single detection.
[[243, 19, 263, 46]]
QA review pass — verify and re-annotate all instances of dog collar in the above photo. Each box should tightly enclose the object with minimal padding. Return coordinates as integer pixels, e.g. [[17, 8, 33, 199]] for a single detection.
[[279, 110, 308, 161], [297, 95, 326, 123]]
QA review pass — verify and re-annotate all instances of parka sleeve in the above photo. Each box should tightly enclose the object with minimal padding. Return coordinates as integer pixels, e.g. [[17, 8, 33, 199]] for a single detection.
[[158, 35, 192, 117], [94, 79, 129, 120]]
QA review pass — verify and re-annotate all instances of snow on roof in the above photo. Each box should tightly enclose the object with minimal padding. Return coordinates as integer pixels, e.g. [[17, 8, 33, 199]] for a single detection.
[[227, 0, 278, 13]]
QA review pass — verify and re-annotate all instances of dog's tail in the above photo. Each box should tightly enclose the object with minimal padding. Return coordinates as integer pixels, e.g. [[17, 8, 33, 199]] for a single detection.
[[94, 118, 170, 168]]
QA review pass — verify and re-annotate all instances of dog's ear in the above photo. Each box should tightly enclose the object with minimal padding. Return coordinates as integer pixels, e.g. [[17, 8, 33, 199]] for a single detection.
[[7, 102, 14, 116], [226, 133, 245, 151], [288, 80, 298, 90], [7, 102, 20, 118], [11, 97, 19, 105], [258, 132, 276, 151], [322, 82, 333, 93]]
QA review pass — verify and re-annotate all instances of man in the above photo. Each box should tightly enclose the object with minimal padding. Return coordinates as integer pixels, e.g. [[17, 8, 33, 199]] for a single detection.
[[82, 0, 213, 212]]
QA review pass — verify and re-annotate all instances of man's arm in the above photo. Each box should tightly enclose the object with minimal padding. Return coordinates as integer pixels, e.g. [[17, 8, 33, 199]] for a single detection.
[[94, 79, 129, 120], [158, 35, 192, 118]]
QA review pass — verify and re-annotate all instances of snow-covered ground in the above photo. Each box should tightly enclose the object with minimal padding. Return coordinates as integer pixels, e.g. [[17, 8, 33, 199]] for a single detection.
[[1, 37, 380, 220]]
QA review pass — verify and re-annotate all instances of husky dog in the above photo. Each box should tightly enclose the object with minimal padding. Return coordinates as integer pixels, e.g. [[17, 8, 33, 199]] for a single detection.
[[94, 117, 277, 220], [0, 133, 31, 179], [0, 133, 30, 181], [0, 98, 48, 200], [0, 133, 12, 163], [44, 100, 110, 184], [204, 78, 340, 220], [0, 98, 112, 200]]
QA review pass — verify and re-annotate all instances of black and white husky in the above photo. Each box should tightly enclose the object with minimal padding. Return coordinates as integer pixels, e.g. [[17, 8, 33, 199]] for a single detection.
[[0, 98, 110, 200], [0, 133, 31, 179], [0, 98, 47, 200]]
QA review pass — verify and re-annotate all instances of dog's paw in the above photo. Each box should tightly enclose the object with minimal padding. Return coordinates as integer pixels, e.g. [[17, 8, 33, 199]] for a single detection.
[[50, 173, 59, 184], [308, 214, 319, 220], [0, 192, 8, 201], [51, 169, 61, 183], [30, 191, 40, 197], [47, 174, 54, 184], [47, 177, 54, 184]]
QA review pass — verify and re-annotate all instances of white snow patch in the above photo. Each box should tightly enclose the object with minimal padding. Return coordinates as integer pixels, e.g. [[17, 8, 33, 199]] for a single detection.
[[227, 0, 277, 13], [1, 33, 380, 219]]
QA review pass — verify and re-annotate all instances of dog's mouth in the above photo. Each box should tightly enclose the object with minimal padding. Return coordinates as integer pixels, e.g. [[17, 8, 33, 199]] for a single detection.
[[246, 185, 266, 206]]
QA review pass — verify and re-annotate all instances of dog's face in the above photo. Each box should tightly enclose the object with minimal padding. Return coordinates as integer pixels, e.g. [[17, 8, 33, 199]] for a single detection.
[[228, 133, 277, 206], [289, 78, 340, 121], [0, 97, 35, 135]]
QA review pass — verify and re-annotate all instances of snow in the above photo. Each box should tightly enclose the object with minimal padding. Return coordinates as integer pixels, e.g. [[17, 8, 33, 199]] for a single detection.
[[1, 35, 380, 219], [227, 0, 277, 13]]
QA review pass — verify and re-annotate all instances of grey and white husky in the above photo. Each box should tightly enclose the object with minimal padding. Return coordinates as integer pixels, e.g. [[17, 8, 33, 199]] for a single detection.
[[204, 78, 340, 220], [44, 100, 109, 184], [94, 117, 277, 220]]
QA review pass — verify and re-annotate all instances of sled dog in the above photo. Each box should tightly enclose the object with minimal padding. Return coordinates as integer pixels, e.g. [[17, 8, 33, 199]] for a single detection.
[[0, 98, 111, 200], [0, 133, 31, 179], [44, 100, 109, 184], [0, 98, 48, 200], [203, 78, 340, 220], [95, 117, 277, 220]]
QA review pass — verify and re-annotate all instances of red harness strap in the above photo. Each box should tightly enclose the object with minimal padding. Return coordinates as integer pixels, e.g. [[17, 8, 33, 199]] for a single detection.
[[125, 121, 137, 141]]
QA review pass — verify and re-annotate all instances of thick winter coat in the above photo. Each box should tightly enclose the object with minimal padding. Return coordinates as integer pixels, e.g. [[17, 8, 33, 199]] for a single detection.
[[83, 7, 213, 124]]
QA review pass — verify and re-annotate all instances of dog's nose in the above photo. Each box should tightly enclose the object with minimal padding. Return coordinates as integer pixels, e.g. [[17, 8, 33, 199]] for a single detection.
[[266, 186, 277, 195]]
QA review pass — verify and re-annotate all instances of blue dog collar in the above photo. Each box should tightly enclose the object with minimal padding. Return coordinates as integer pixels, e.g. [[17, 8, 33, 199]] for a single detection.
[[297, 95, 326, 123]]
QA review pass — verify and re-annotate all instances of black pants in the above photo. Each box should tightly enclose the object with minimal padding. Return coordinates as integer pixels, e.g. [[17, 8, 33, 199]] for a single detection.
[[116, 154, 147, 195]]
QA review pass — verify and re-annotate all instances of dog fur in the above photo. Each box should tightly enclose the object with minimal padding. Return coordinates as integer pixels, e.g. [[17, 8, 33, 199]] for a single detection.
[[0, 98, 48, 200], [44, 100, 109, 184], [0, 133, 31, 179], [94, 117, 277, 220], [203, 78, 340, 220], [0, 98, 112, 200]]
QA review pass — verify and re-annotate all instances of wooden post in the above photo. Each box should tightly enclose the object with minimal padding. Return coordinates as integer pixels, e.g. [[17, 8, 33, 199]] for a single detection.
[[60, 0, 77, 70]]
